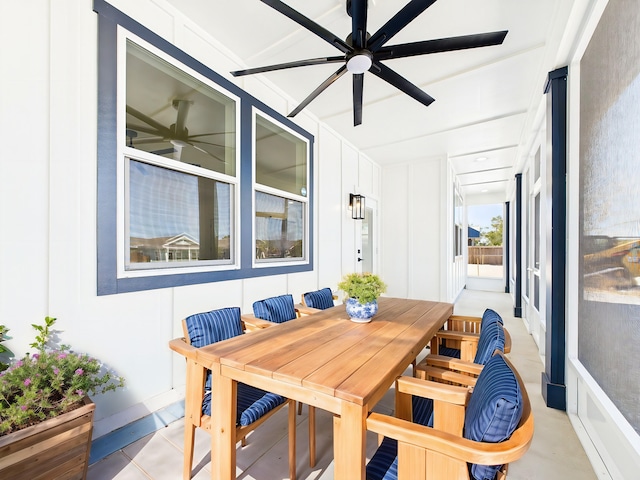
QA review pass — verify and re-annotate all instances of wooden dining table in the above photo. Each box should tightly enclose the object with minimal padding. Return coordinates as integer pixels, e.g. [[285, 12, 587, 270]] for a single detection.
[[194, 296, 453, 480]]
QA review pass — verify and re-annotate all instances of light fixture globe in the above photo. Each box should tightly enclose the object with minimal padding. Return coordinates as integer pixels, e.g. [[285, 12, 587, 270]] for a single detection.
[[346, 52, 372, 74]]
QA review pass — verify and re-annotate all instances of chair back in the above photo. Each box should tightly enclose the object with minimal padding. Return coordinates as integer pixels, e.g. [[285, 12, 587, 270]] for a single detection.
[[472, 320, 505, 365], [464, 353, 523, 480], [252, 294, 297, 323], [183, 307, 244, 347], [481, 308, 503, 328], [302, 288, 335, 310]]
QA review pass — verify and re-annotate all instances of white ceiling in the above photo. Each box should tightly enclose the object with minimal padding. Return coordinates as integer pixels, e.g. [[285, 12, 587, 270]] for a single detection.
[[164, 0, 578, 198]]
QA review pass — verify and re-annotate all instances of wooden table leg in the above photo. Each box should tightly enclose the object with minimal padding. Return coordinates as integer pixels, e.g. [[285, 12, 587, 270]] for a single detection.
[[333, 401, 366, 480], [211, 369, 236, 480]]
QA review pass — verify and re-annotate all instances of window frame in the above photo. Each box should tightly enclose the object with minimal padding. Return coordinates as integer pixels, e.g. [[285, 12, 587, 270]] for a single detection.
[[95, 0, 314, 295], [118, 30, 242, 279], [252, 109, 310, 268]]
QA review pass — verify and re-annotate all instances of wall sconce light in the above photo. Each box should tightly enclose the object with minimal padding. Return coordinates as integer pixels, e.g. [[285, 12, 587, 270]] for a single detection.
[[349, 193, 365, 220]]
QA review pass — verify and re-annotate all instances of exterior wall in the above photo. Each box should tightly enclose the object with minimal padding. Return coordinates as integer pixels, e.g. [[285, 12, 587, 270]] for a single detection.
[[0, 0, 380, 438], [380, 157, 462, 302]]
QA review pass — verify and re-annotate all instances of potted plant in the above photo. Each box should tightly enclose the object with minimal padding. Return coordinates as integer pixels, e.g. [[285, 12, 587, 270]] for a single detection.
[[337, 272, 387, 323], [0, 316, 124, 479]]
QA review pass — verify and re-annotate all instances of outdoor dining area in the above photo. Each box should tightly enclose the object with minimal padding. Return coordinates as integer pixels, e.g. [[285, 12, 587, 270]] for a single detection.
[[168, 284, 534, 480]]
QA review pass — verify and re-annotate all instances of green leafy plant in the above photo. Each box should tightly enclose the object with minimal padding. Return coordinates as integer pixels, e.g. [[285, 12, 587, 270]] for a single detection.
[[0, 325, 13, 372], [0, 317, 124, 436], [337, 272, 387, 304]]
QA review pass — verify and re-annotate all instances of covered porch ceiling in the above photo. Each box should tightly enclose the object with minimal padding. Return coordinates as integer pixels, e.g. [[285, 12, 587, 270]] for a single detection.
[[164, 0, 578, 198]]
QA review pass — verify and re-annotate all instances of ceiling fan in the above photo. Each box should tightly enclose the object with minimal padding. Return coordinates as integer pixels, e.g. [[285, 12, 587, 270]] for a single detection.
[[231, 0, 508, 126], [126, 99, 228, 162]]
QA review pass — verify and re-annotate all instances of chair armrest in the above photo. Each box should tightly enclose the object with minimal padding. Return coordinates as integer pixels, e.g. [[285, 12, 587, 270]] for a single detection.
[[504, 327, 512, 354], [415, 365, 479, 387], [295, 304, 322, 316], [435, 330, 481, 343], [240, 314, 275, 331], [396, 376, 470, 406], [421, 354, 485, 376], [169, 337, 199, 360], [366, 409, 533, 466]]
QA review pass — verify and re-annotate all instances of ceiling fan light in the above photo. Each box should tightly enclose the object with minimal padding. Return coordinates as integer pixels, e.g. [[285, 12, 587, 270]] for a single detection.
[[347, 54, 372, 74]]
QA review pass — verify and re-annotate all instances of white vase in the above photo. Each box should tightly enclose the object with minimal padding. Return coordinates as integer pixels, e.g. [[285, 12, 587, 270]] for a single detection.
[[345, 298, 378, 323]]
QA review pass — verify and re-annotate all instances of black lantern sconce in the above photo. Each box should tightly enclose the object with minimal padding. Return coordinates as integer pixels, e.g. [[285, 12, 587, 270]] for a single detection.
[[349, 193, 366, 220]]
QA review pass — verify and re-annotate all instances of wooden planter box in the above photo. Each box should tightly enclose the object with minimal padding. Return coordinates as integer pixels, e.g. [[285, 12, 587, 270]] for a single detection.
[[0, 396, 95, 480]]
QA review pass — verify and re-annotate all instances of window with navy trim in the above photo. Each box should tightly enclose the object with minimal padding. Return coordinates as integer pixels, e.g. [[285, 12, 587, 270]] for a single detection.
[[254, 112, 309, 265], [95, 0, 313, 295], [120, 35, 240, 277]]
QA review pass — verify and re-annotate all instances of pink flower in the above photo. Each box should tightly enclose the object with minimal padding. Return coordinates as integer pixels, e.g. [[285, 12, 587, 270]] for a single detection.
[[58, 353, 67, 360], [24, 378, 32, 386], [32, 353, 40, 360], [75, 368, 84, 376], [53, 367, 60, 375], [76, 389, 84, 396], [21, 405, 28, 411]]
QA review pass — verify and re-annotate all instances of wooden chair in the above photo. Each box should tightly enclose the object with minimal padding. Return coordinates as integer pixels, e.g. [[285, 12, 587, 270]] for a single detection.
[[415, 319, 506, 385], [429, 308, 511, 361], [168, 307, 297, 480], [242, 294, 318, 467], [366, 352, 534, 480]]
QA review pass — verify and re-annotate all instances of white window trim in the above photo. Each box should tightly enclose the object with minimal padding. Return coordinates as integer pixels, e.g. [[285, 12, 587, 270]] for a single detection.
[[115, 28, 241, 279], [251, 107, 310, 269]]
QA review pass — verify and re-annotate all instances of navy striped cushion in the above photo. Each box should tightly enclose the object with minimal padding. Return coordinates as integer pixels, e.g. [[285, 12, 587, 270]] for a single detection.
[[465, 354, 523, 480], [253, 294, 297, 323], [303, 288, 335, 310], [366, 396, 434, 479], [438, 345, 461, 358], [202, 383, 286, 426], [366, 436, 398, 480], [473, 321, 505, 365], [185, 307, 243, 347]]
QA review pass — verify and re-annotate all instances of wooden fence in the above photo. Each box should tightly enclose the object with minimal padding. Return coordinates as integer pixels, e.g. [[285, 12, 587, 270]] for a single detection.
[[468, 246, 503, 265]]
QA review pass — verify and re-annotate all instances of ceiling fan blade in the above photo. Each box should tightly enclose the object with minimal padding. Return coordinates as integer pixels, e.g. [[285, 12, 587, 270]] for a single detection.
[[371, 60, 435, 107], [375, 31, 509, 60], [260, 0, 352, 54], [353, 73, 364, 126], [126, 106, 171, 136], [350, 0, 368, 49], [288, 65, 348, 118], [131, 137, 165, 145], [126, 124, 164, 137], [367, 0, 438, 52], [232, 56, 345, 77]]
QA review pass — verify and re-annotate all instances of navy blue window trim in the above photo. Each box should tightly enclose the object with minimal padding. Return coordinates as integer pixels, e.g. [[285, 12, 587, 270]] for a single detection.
[[94, 0, 314, 295]]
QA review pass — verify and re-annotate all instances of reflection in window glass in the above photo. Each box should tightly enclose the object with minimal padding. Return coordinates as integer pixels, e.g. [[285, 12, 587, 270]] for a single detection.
[[127, 160, 233, 269], [126, 40, 237, 176], [255, 114, 307, 196], [255, 192, 304, 261]]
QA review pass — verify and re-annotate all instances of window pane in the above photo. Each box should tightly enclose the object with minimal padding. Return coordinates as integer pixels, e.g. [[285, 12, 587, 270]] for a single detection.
[[255, 192, 304, 260], [126, 40, 236, 176], [128, 160, 232, 268], [255, 115, 307, 196]]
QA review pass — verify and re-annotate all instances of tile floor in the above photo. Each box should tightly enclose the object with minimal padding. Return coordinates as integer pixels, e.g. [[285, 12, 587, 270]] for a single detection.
[[87, 289, 598, 479]]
